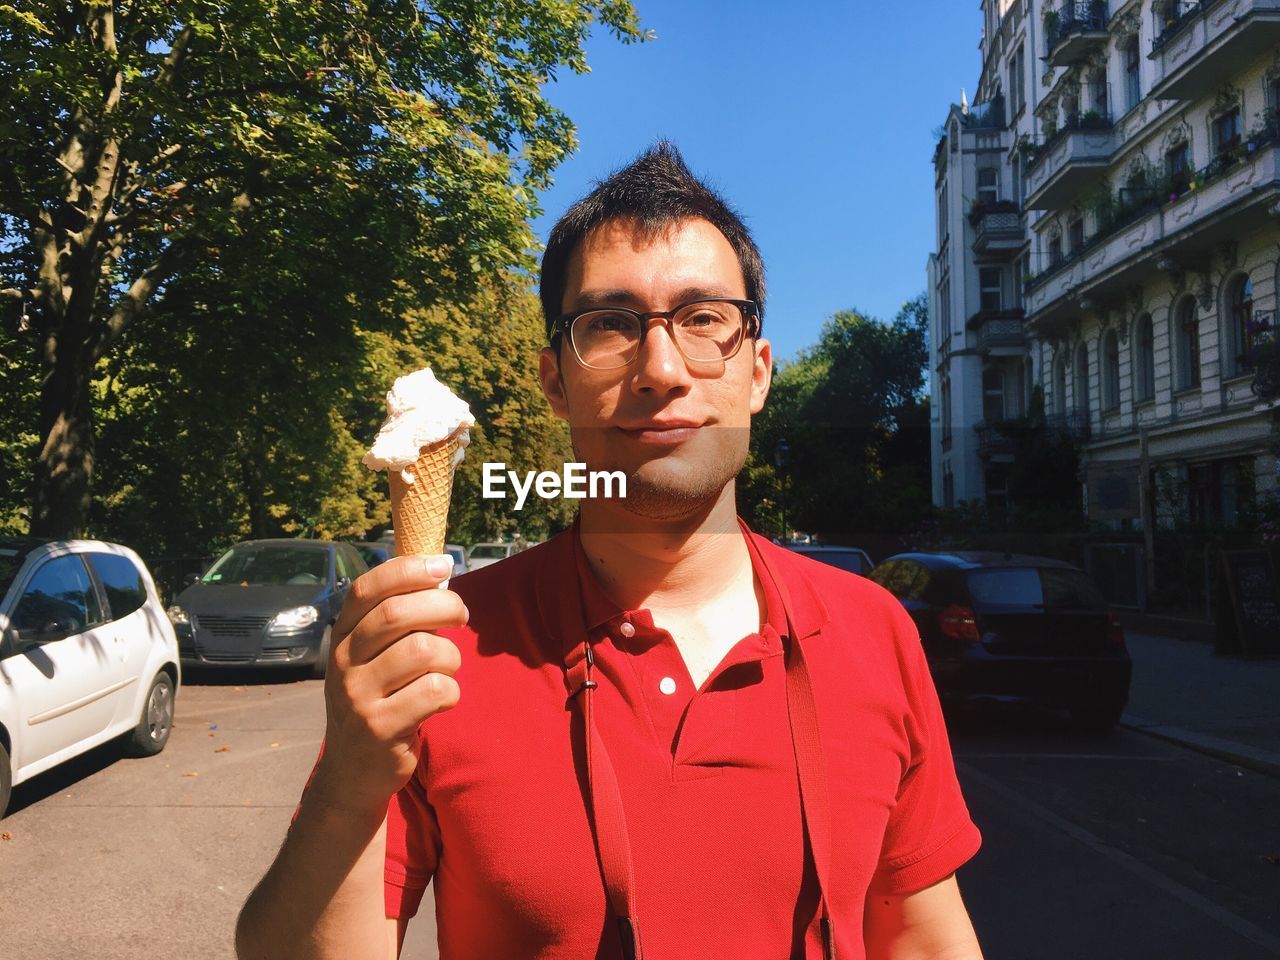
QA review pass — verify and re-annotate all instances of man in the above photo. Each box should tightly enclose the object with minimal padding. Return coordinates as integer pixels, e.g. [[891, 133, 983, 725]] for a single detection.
[[237, 143, 984, 960]]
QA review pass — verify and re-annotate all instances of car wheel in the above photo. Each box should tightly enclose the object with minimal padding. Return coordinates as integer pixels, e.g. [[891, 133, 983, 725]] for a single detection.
[[128, 672, 175, 757], [1069, 697, 1126, 735], [0, 739, 11, 818], [311, 625, 333, 680]]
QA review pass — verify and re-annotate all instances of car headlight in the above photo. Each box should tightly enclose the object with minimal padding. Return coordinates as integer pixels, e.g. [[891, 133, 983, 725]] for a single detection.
[[268, 605, 320, 632], [167, 605, 189, 626]]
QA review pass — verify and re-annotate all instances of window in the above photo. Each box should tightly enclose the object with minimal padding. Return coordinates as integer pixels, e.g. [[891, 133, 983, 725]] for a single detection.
[[940, 277, 952, 333], [1074, 342, 1090, 417], [941, 371, 953, 443], [86, 553, 147, 622], [1228, 274, 1254, 374], [977, 167, 999, 206], [985, 465, 1010, 513], [1214, 108, 1241, 156], [967, 568, 1043, 607], [12, 555, 104, 640], [1176, 297, 1201, 390], [1136, 314, 1155, 402], [938, 184, 949, 244], [1009, 46, 1026, 116], [983, 366, 1006, 422], [1013, 254, 1026, 309], [1090, 72, 1109, 118], [1166, 142, 1190, 196], [1054, 354, 1068, 415], [980, 268, 1003, 311], [942, 466, 955, 509], [1069, 217, 1085, 253], [1102, 329, 1120, 411], [1011, 154, 1022, 203], [1124, 40, 1141, 111], [1048, 232, 1064, 266]]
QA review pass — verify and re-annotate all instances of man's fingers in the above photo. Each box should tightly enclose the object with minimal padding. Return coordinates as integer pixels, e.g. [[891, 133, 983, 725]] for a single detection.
[[364, 632, 462, 697], [344, 588, 469, 665], [382, 670, 461, 735], [336, 554, 455, 636]]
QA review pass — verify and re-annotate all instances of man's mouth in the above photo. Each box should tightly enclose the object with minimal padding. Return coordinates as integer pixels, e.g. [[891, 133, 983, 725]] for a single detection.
[[616, 420, 705, 445]]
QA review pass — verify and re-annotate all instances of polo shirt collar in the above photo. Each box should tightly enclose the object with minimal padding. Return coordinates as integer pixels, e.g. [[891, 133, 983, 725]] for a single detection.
[[533, 516, 830, 663]]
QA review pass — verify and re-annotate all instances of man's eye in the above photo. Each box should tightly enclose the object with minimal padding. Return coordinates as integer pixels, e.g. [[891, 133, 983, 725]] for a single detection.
[[681, 309, 731, 328], [585, 312, 633, 333]]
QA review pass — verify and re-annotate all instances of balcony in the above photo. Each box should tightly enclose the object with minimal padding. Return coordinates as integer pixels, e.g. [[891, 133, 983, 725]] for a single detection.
[[1045, 412, 1092, 443], [968, 308, 1028, 355], [1025, 135, 1280, 333], [1023, 114, 1116, 210], [1149, 0, 1280, 101], [970, 202, 1026, 256], [1045, 1, 1111, 67], [974, 421, 1018, 458], [963, 95, 1007, 131]]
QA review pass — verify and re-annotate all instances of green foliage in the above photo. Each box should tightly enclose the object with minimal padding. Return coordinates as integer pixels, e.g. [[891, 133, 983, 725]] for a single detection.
[[742, 295, 932, 539], [0, 0, 645, 538]]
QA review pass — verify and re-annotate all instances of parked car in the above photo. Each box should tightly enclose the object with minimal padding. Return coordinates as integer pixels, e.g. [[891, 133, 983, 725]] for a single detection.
[[466, 541, 533, 571], [0, 537, 181, 816], [445, 543, 468, 578], [168, 539, 366, 677], [785, 544, 875, 577], [352, 542, 392, 569], [869, 552, 1132, 732]]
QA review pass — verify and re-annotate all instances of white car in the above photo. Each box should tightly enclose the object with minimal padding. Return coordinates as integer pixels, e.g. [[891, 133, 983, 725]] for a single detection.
[[466, 541, 536, 571], [0, 537, 180, 816]]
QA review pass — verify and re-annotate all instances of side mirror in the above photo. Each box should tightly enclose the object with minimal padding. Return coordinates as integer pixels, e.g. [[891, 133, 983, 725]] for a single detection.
[[184, 572, 200, 586]]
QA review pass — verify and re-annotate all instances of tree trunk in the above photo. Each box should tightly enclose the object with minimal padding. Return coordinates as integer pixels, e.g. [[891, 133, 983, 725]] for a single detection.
[[29, 349, 96, 539]]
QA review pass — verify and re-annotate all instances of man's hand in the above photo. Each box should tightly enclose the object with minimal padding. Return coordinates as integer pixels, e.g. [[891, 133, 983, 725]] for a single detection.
[[312, 553, 466, 815]]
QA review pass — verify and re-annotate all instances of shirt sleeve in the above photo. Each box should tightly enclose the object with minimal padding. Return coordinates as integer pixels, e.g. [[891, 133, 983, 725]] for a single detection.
[[384, 747, 442, 919], [868, 610, 981, 896]]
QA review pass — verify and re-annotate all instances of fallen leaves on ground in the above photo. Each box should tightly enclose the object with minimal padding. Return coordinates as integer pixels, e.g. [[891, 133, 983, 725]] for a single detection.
[[215, 746, 231, 753], [181, 771, 199, 778], [1, 832, 11, 841]]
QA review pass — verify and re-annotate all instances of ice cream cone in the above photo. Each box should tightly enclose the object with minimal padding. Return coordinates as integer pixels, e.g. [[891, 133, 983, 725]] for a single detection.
[[388, 435, 461, 558]]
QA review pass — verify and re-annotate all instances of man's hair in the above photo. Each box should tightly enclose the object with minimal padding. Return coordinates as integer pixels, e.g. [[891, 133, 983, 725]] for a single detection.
[[539, 141, 766, 341]]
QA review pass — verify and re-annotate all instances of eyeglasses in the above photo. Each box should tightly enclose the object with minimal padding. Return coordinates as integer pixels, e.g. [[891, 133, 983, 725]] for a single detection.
[[551, 297, 761, 371]]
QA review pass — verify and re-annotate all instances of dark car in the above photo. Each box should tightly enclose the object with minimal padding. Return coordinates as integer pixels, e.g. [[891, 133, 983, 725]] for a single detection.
[[785, 544, 875, 577], [353, 542, 392, 569], [869, 552, 1132, 732], [168, 539, 367, 677]]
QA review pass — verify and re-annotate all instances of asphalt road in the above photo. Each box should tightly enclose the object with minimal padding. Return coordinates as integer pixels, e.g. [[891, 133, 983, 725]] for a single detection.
[[2, 678, 1277, 959]]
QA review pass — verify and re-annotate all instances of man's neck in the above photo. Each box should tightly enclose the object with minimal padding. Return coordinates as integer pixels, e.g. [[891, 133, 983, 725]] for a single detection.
[[577, 481, 751, 616]]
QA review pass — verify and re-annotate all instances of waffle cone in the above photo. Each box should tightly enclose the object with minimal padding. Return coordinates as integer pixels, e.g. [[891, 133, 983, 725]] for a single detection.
[[388, 435, 461, 557]]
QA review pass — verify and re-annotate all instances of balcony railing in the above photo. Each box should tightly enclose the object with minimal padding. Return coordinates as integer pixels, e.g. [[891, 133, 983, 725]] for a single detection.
[[1151, 0, 1227, 53], [964, 95, 1007, 131], [974, 421, 1019, 457], [1025, 110, 1115, 173], [1045, 1, 1110, 66], [969, 308, 1028, 353], [970, 201, 1025, 255], [1045, 412, 1091, 443], [1149, 0, 1280, 100], [1026, 111, 1280, 293]]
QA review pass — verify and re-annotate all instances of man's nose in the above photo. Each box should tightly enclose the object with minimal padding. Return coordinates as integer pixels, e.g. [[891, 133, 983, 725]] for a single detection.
[[630, 319, 693, 395]]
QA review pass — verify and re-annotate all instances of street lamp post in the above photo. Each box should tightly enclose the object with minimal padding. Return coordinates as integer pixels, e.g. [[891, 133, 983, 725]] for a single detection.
[[774, 437, 791, 543]]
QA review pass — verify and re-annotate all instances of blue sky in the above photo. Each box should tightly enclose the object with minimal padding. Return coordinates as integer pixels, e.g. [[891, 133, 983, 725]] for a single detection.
[[532, 1, 982, 364]]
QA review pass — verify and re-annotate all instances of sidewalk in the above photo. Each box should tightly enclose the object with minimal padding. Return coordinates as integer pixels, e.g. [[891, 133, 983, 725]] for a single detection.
[[1120, 630, 1280, 778]]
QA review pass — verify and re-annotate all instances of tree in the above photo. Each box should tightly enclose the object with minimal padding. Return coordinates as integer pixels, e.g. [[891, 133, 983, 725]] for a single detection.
[[742, 295, 932, 539], [0, 0, 645, 537]]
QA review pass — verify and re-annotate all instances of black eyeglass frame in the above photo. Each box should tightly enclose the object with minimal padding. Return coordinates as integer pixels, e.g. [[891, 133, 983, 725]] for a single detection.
[[550, 297, 762, 370]]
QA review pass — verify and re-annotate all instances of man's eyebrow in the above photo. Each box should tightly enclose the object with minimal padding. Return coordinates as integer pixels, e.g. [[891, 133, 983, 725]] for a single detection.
[[567, 286, 738, 311]]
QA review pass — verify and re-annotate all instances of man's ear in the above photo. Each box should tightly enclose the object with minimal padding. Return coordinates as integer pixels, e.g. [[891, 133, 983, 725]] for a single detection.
[[749, 337, 772, 415], [539, 346, 570, 421]]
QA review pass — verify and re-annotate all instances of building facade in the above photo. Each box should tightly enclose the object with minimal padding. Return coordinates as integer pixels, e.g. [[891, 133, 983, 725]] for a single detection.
[[930, 0, 1280, 531]]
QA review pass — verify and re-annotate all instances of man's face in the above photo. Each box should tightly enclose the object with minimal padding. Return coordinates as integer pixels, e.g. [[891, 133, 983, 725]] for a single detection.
[[539, 216, 772, 522]]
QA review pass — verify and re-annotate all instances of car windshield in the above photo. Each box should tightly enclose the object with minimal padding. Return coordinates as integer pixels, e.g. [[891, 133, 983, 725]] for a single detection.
[[202, 544, 329, 586], [0, 540, 41, 598], [469, 545, 507, 560], [967, 567, 1104, 611]]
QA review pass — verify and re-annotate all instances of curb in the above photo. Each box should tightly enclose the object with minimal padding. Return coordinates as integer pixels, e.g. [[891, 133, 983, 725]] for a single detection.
[[1120, 713, 1280, 779]]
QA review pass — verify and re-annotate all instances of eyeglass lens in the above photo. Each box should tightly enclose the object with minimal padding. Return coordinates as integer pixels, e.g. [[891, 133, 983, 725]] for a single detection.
[[570, 301, 747, 369]]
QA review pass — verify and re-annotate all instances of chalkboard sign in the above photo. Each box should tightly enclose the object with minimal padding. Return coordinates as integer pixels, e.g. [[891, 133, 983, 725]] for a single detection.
[[1219, 549, 1280, 658]]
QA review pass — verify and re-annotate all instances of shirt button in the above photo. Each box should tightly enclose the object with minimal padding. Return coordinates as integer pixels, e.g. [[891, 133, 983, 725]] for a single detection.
[[619, 621, 636, 638], [659, 676, 677, 695]]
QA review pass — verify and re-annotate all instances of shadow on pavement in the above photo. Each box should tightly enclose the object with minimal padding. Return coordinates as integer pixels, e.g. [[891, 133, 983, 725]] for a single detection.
[[5, 737, 127, 819], [180, 666, 316, 686]]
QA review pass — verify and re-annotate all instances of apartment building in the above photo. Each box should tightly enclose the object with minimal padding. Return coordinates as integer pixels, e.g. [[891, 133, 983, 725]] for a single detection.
[[930, 0, 1280, 530]]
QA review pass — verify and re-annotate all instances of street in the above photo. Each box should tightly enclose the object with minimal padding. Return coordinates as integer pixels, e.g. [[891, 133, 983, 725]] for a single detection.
[[1, 644, 1278, 960]]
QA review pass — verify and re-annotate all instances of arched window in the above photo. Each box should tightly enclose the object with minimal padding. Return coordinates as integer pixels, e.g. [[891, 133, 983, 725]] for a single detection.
[[1053, 354, 1067, 416], [1227, 274, 1253, 375], [1073, 342, 1090, 418], [1102, 330, 1120, 411], [1176, 297, 1201, 390], [1135, 314, 1155, 402]]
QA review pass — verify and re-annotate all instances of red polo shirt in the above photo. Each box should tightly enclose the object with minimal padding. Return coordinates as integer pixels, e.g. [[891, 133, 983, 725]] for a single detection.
[[381, 522, 980, 958]]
